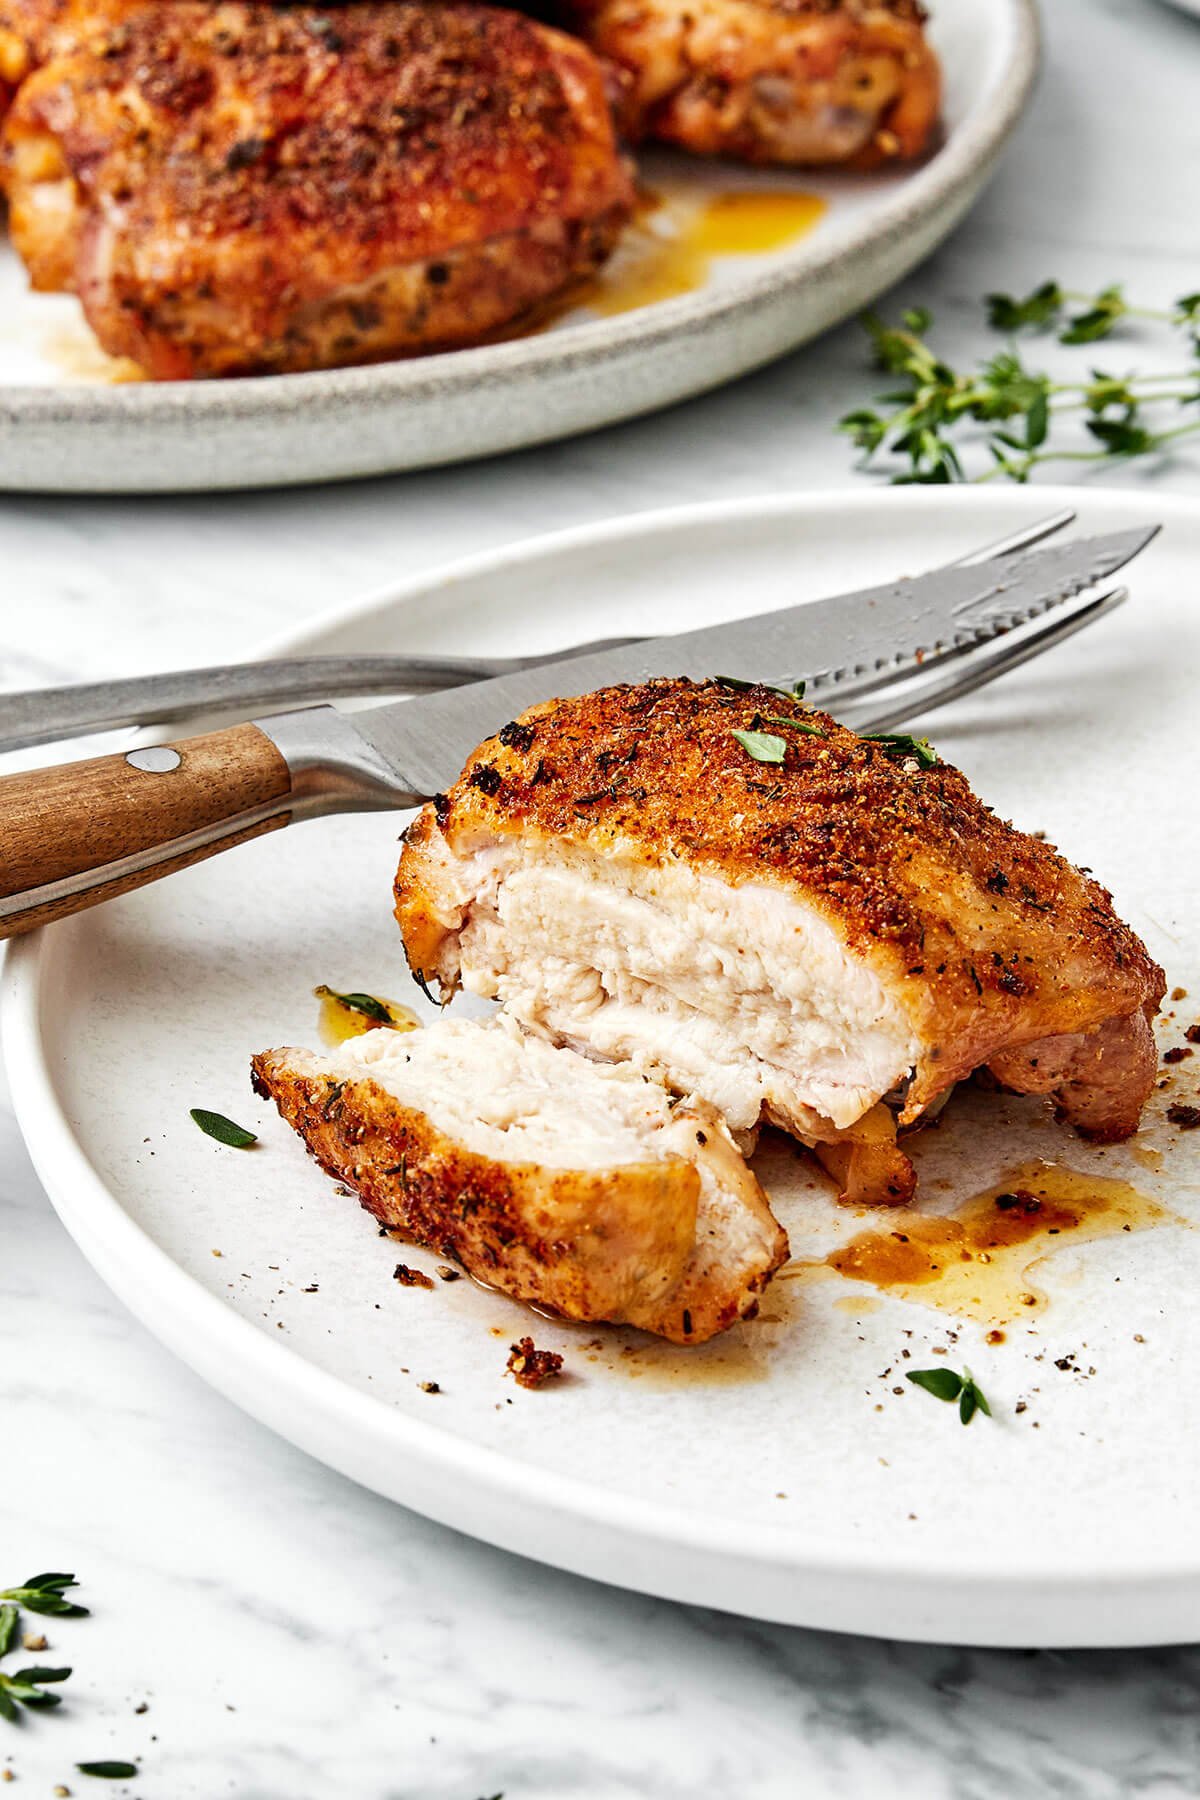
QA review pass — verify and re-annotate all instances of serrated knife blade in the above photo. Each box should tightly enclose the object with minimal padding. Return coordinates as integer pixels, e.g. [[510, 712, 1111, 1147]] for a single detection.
[[333, 524, 1158, 803], [0, 523, 1160, 942]]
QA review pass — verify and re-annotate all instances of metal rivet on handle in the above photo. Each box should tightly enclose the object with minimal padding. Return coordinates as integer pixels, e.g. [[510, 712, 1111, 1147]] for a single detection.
[[125, 746, 182, 774]]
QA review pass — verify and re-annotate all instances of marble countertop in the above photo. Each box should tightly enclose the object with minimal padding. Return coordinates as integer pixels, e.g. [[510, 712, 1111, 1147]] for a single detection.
[[4, 1, 1200, 1793]]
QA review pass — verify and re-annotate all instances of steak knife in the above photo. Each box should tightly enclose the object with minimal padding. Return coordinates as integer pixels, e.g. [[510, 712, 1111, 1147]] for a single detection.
[[0, 526, 1157, 940]]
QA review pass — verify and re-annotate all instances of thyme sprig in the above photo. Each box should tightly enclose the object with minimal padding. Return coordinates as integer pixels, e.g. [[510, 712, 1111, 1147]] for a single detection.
[[0, 1665, 71, 1720], [0, 1574, 138, 1778], [0, 1575, 86, 1724], [840, 284, 1200, 484], [0, 1574, 87, 1619]]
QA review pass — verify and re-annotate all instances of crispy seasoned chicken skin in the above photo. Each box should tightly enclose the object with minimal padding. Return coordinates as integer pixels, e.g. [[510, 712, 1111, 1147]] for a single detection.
[[542, 0, 939, 165], [396, 679, 1164, 1206], [2, 0, 634, 376], [252, 1015, 787, 1344], [0, 0, 49, 108], [0, 0, 79, 123]]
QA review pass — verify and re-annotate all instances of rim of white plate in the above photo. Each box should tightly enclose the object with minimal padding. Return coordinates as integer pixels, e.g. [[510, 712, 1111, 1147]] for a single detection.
[[0, 0, 1039, 426], [7, 484, 1199, 1614]]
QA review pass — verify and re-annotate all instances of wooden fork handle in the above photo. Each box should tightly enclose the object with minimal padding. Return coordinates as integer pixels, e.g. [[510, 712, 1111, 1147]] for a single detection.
[[0, 724, 294, 939]]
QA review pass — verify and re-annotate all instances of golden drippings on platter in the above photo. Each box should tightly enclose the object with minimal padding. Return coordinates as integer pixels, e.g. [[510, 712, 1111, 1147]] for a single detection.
[[784, 1160, 1177, 1324], [472, 1292, 768, 1384], [502, 1293, 769, 1386], [602, 1334, 769, 1388], [586, 188, 826, 318], [1130, 1142, 1164, 1172], [315, 986, 420, 1047], [690, 189, 828, 254]]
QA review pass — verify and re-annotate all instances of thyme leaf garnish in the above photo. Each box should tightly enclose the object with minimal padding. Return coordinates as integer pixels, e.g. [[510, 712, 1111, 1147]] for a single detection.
[[762, 714, 825, 737], [76, 1762, 140, 1779], [715, 676, 808, 700], [731, 729, 787, 765], [863, 732, 939, 769], [313, 984, 392, 1023], [906, 1366, 993, 1425], [189, 1109, 258, 1149]]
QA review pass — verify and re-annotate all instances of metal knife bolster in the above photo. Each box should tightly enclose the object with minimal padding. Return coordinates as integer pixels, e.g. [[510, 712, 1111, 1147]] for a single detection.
[[254, 705, 425, 815]]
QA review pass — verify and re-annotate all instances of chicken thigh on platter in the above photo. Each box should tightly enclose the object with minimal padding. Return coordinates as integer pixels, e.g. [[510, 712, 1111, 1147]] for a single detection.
[[2, 0, 635, 376], [395, 678, 1165, 1208], [540, 0, 941, 166], [253, 1014, 788, 1344]]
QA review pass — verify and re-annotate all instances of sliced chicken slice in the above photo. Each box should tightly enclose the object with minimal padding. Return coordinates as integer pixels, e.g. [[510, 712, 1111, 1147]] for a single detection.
[[395, 678, 1165, 1204], [252, 1013, 787, 1344]]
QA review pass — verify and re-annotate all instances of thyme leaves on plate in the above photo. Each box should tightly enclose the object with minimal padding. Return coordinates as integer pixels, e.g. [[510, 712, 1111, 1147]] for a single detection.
[[313, 984, 391, 1023], [839, 285, 1200, 484], [906, 1366, 993, 1425], [189, 1108, 258, 1149]]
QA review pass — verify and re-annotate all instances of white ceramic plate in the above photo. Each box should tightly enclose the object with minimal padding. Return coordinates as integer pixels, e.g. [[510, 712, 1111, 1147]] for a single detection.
[[7, 484, 1200, 1649], [0, 0, 1037, 493]]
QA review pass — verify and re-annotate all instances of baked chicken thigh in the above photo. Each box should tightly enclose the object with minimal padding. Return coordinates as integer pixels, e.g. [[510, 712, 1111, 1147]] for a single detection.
[[396, 678, 1164, 1206], [543, 0, 940, 166], [253, 1014, 787, 1342], [2, 0, 634, 375]]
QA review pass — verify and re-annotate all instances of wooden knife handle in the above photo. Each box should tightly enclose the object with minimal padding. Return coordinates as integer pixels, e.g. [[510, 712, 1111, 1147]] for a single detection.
[[0, 723, 293, 939]]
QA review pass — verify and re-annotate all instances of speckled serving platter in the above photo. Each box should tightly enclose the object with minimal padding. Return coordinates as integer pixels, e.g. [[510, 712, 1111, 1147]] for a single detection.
[[0, 0, 1037, 492], [8, 485, 1200, 1648]]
